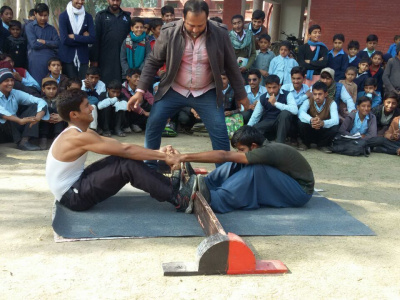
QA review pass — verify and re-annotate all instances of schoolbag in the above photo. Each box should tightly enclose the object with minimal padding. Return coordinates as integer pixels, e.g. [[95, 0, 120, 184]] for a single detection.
[[331, 136, 369, 157]]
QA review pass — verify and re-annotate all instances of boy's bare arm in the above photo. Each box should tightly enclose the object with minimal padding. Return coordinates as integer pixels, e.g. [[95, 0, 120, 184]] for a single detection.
[[180, 150, 249, 164], [74, 130, 179, 165]]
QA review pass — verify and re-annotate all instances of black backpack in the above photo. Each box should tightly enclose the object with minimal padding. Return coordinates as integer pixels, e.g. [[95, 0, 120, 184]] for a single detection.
[[331, 136, 369, 157]]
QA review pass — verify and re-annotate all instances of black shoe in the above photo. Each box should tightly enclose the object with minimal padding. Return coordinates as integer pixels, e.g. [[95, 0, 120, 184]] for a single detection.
[[18, 141, 40, 151], [197, 175, 211, 204], [185, 162, 196, 177], [171, 168, 183, 194], [174, 174, 197, 213]]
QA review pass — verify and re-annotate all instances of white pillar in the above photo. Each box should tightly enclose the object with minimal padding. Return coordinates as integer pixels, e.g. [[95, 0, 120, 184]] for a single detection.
[[270, 3, 281, 42]]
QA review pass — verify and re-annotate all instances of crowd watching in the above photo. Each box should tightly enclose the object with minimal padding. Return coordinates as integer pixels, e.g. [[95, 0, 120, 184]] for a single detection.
[[0, 0, 399, 156]]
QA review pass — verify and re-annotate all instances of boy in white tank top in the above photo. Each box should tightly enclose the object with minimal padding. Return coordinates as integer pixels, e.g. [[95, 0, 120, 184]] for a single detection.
[[46, 89, 197, 213]]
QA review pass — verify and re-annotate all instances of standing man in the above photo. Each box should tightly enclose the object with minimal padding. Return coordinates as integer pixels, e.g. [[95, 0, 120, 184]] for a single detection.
[[127, 0, 249, 169], [58, 0, 96, 80], [91, 0, 131, 85]]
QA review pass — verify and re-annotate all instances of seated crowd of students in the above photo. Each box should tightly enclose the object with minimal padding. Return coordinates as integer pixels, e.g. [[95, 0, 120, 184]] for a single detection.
[[0, 4, 400, 156]]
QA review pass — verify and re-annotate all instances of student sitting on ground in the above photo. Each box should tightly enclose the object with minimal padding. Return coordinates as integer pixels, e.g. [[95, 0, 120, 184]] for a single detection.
[[45, 57, 68, 92], [339, 66, 358, 103], [319, 67, 355, 121], [120, 17, 151, 78], [368, 115, 400, 156], [268, 41, 299, 85], [3, 20, 27, 69], [0, 54, 40, 95], [178, 125, 315, 214], [357, 34, 378, 60], [39, 78, 67, 149], [357, 77, 382, 109], [339, 96, 377, 140], [46, 89, 195, 213], [81, 66, 106, 106], [297, 24, 328, 86], [242, 69, 267, 124], [368, 51, 384, 93], [371, 91, 400, 136], [121, 68, 153, 133], [222, 72, 242, 138], [248, 74, 298, 143], [382, 43, 400, 95], [354, 58, 371, 93], [252, 34, 275, 86], [0, 68, 49, 151], [347, 40, 360, 68], [97, 79, 129, 137], [327, 33, 348, 81], [298, 81, 339, 152]]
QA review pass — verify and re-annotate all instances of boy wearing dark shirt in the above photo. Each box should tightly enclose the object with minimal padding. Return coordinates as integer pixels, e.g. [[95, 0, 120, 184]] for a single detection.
[[347, 40, 360, 68], [45, 57, 68, 92], [357, 34, 378, 60], [354, 58, 371, 93], [3, 20, 27, 69], [179, 126, 314, 214]]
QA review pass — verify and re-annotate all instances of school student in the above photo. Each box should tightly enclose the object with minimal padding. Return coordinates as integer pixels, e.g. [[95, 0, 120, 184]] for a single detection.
[[368, 51, 384, 93], [357, 77, 382, 109], [382, 43, 400, 94], [339, 96, 377, 140], [242, 69, 267, 124], [0, 5, 13, 30], [387, 36, 400, 58], [248, 74, 298, 143], [0, 68, 49, 151], [354, 58, 371, 93], [81, 66, 106, 106], [45, 57, 69, 92], [161, 5, 175, 23], [369, 116, 400, 156], [253, 34, 275, 86], [97, 79, 129, 137], [3, 20, 27, 69], [297, 24, 328, 86], [347, 40, 360, 68], [339, 66, 358, 103], [327, 33, 348, 81], [357, 34, 378, 60], [298, 81, 339, 152], [39, 78, 67, 149], [268, 41, 299, 85], [371, 91, 400, 136], [25, 3, 60, 85], [120, 17, 151, 78], [244, 9, 268, 50]]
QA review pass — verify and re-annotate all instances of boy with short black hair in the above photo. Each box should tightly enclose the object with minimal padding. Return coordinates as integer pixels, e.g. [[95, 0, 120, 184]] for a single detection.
[[347, 40, 360, 68], [39, 77, 66, 149], [81, 66, 106, 105], [0, 6, 13, 30], [66, 77, 82, 90], [371, 91, 400, 135], [161, 5, 175, 23], [357, 34, 378, 60], [327, 33, 348, 81], [387, 35, 400, 58], [147, 18, 163, 49], [3, 20, 27, 69], [298, 81, 339, 152], [97, 79, 129, 137], [354, 58, 371, 93], [242, 68, 267, 123], [253, 33, 275, 86], [45, 57, 68, 92], [121, 68, 153, 132], [244, 9, 268, 50], [368, 51, 384, 93], [248, 74, 298, 143], [269, 41, 299, 85], [357, 77, 382, 108], [298, 24, 328, 86]]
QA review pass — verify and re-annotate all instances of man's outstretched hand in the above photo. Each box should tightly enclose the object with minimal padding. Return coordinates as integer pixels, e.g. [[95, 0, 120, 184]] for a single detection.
[[127, 92, 144, 111]]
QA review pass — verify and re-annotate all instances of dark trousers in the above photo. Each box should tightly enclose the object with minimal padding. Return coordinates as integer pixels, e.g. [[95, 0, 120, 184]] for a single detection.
[[299, 122, 339, 147], [241, 109, 253, 124], [39, 106, 66, 138], [59, 156, 173, 211], [367, 136, 400, 155], [62, 62, 88, 80], [0, 104, 39, 144], [177, 108, 196, 129], [126, 101, 151, 130], [13, 81, 41, 97], [98, 107, 126, 132], [254, 110, 293, 143]]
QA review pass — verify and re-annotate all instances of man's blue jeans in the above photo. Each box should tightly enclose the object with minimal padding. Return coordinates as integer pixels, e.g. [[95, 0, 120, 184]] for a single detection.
[[144, 88, 230, 168]]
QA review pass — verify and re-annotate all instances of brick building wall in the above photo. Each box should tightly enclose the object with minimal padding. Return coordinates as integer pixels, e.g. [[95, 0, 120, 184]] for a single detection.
[[309, 0, 400, 54]]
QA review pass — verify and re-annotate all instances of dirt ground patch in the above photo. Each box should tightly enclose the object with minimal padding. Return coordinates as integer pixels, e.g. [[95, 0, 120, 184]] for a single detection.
[[1, 133, 399, 299]]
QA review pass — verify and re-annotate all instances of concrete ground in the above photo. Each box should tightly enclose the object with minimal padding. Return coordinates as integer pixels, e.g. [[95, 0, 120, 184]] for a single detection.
[[0, 133, 399, 299]]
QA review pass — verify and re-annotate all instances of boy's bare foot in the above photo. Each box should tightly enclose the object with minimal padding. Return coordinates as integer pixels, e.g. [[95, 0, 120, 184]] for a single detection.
[[396, 148, 400, 156]]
